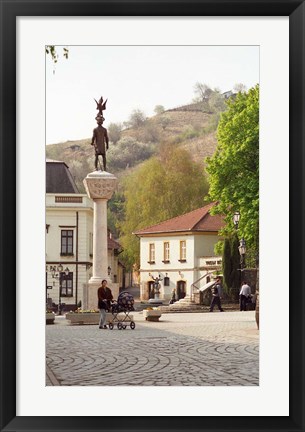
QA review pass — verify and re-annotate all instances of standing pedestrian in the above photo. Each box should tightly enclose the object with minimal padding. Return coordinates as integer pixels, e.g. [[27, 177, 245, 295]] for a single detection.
[[209, 277, 224, 312], [239, 281, 252, 311], [97, 279, 113, 329]]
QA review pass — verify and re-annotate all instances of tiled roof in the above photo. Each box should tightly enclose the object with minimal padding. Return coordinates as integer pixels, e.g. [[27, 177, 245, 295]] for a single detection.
[[133, 202, 224, 235], [46, 160, 79, 193], [108, 237, 121, 250]]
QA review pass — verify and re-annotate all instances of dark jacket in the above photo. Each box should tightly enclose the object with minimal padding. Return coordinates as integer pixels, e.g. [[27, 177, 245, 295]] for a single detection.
[[97, 286, 113, 310], [212, 286, 219, 297]]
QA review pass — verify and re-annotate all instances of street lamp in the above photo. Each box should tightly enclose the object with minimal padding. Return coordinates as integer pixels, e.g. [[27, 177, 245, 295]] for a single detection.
[[233, 211, 240, 229], [48, 264, 69, 314], [59, 266, 70, 314], [238, 238, 246, 272], [49, 264, 63, 278]]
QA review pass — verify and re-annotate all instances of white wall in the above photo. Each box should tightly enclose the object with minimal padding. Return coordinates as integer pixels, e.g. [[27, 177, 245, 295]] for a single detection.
[[140, 235, 195, 270], [193, 233, 221, 285], [139, 232, 221, 300], [46, 193, 121, 307], [46, 194, 93, 307], [139, 234, 195, 300]]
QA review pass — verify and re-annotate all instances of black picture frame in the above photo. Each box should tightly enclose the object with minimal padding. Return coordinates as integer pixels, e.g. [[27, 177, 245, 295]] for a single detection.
[[0, 1, 304, 431]]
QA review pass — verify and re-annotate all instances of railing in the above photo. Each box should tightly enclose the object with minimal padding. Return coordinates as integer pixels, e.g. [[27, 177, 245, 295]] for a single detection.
[[55, 196, 83, 203], [190, 271, 216, 302]]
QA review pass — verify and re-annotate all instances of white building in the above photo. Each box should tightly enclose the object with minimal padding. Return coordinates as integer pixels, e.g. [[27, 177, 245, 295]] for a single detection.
[[134, 203, 224, 302], [46, 160, 123, 311]]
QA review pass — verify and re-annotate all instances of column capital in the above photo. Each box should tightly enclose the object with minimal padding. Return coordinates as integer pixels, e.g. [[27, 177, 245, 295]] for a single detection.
[[83, 170, 118, 200]]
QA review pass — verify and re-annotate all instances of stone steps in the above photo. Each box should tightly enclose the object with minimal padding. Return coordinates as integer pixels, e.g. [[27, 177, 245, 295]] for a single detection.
[[159, 305, 205, 312], [159, 296, 205, 313], [136, 298, 240, 313]]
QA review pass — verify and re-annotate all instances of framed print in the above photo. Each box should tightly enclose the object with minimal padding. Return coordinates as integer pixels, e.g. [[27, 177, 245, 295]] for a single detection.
[[1, 1, 304, 432]]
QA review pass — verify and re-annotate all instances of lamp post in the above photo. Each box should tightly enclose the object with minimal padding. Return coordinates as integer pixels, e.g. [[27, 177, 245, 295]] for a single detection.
[[238, 238, 246, 273], [232, 211, 244, 296], [49, 264, 70, 315], [233, 211, 240, 230], [233, 211, 246, 269], [50, 264, 63, 314]]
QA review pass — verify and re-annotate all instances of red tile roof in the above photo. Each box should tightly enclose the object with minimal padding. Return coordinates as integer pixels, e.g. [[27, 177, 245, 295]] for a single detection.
[[107, 237, 121, 250], [133, 202, 225, 236]]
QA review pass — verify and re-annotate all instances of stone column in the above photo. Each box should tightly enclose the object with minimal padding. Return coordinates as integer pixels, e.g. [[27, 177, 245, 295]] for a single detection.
[[83, 171, 118, 309]]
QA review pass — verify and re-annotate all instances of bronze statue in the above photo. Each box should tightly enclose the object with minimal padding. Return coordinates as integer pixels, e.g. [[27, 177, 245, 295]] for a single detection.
[[91, 117, 109, 171], [94, 96, 107, 116], [151, 274, 163, 293]]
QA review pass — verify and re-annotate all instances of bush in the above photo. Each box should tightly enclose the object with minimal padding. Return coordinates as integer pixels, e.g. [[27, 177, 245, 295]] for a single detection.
[[154, 105, 165, 115], [128, 109, 146, 128], [158, 115, 171, 130], [107, 136, 155, 170], [108, 122, 122, 144], [142, 123, 160, 143], [180, 125, 200, 141]]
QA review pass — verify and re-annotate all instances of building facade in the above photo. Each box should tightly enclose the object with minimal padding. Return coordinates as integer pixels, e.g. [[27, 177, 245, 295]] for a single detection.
[[46, 192, 94, 309], [134, 203, 224, 302], [46, 160, 123, 310]]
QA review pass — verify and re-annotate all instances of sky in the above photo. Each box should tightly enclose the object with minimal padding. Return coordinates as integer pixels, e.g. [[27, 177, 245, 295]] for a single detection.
[[46, 45, 259, 144]]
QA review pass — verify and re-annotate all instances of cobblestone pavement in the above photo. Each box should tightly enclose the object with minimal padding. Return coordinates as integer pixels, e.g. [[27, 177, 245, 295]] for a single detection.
[[46, 311, 259, 386]]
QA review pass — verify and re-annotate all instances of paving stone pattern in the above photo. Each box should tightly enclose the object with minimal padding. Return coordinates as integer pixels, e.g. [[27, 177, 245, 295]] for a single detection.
[[46, 311, 259, 386]]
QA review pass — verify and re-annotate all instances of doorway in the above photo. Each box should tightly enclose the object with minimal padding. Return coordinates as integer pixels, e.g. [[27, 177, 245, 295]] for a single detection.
[[176, 280, 186, 300], [148, 281, 155, 299]]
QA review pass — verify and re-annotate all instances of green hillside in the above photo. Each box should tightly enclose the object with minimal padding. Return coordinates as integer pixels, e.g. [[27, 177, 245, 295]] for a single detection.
[[46, 103, 220, 193]]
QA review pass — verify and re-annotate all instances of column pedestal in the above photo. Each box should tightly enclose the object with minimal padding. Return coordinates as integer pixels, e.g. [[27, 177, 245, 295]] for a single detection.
[[83, 170, 118, 310]]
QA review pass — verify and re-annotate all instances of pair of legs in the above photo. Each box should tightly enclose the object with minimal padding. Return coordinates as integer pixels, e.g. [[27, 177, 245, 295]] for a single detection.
[[99, 308, 107, 329], [240, 294, 248, 311], [209, 296, 224, 312], [95, 153, 106, 171]]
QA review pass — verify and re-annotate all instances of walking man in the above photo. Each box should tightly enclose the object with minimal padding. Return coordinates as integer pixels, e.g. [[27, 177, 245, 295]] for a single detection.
[[239, 280, 252, 311], [209, 277, 224, 312]]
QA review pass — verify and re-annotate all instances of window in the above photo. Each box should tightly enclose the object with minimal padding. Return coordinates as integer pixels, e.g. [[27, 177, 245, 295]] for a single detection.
[[61, 230, 73, 255], [148, 243, 155, 263], [179, 240, 186, 262], [163, 241, 170, 263], [60, 272, 73, 297]]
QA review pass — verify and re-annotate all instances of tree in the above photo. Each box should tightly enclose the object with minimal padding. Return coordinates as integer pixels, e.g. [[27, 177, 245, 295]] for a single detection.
[[108, 122, 122, 144], [206, 85, 259, 251], [158, 115, 171, 130], [233, 83, 247, 94], [154, 105, 165, 115], [193, 82, 213, 101], [66, 157, 92, 193], [209, 91, 227, 113], [222, 237, 232, 293], [230, 233, 241, 298], [222, 233, 240, 300], [142, 122, 160, 143], [107, 192, 125, 237], [46, 46, 69, 63], [128, 109, 146, 128], [107, 136, 155, 170], [119, 144, 209, 268]]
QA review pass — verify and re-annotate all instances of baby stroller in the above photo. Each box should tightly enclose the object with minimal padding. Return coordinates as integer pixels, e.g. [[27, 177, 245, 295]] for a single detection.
[[108, 291, 136, 330]]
